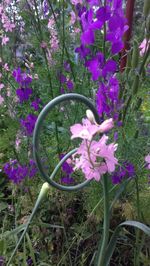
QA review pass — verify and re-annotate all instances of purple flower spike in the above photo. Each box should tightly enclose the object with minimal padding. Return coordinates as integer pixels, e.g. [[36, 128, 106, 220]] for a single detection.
[[81, 29, 95, 45], [85, 57, 100, 81], [20, 114, 37, 135], [102, 59, 117, 78], [31, 98, 41, 111], [16, 88, 33, 103]]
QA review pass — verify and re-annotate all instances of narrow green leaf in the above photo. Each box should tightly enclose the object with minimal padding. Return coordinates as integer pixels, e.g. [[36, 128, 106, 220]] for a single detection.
[[0, 224, 26, 239], [0, 202, 8, 212], [23, 237, 27, 266], [104, 221, 150, 266], [26, 233, 36, 266], [109, 178, 131, 211]]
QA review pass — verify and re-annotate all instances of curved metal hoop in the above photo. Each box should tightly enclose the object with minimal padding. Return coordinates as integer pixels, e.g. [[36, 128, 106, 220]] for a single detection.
[[33, 93, 100, 191]]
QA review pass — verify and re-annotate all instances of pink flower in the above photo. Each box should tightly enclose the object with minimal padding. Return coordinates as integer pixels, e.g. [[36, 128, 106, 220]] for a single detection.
[[70, 118, 99, 140], [40, 41, 47, 49], [3, 63, 9, 71], [139, 39, 150, 56], [72, 135, 118, 181], [70, 118, 114, 140], [71, 0, 83, 5], [74, 27, 80, 33], [0, 95, 4, 105], [70, 11, 76, 25], [98, 119, 114, 133], [0, 83, 4, 90], [0, 5, 3, 15], [3, 22, 15, 32], [145, 154, 150, 169], [1, 35, 9, 46]]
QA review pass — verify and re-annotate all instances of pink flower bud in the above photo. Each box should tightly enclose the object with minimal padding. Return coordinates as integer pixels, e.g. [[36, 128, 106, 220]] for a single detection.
[[98, 118, 114, 133]]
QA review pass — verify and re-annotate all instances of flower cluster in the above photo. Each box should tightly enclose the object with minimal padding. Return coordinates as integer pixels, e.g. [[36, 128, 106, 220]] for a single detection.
[[0, 1, 15, 46], [73, 0, 128, 120], [13, 68, 33, 103], [41, 15, 59, 65], [20, 114, 37, 136], [0, 57, 10, 105], [12, 68, 40, 135], [70, 114, 118, 181], [3, 159, 38, 184], [59, 72, 74, 94], [111, 161, 135, 184]]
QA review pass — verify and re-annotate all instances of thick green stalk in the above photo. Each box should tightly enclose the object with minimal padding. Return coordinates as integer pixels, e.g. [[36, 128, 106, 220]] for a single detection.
[[7, 182, 50, 266], [96, 175, 110, 266]]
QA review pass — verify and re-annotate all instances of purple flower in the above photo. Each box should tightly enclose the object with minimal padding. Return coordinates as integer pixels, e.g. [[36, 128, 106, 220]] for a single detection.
[[12, 68, 22, 84], [0, 256, 5, 266], [13, 68, 33, 104], [13, 68, 32, 86], [64, 61, 71, 72], [111, 161, 135, 184], [59, 74, 66, 84], [3, 160, 28, 184], [124, 162, 135, 178], [81, 29, 95, 45], [96, 83, 110, 116], [43, 0, 49, 17], [106, 13, 128, 54], [111, 41, 124, 55], [61, 176, 75, 184], [114, 132, 118, 141], [28, 160, 38, 178], [102, 59, 117, 78], [75, 45, 91, 59], [60, 154, 74, 175], [96, 6, 111, 23], [3, 159, 38, 184], [66, 80, 74, 91], [59, 154, 74, 184], [26, 257, 34, 266], [108, 76, 119, 101], [20, 114, 37, 135], [16, 88, 33, 103], [31, 98, 41, 111], [85, 57, 100, 81], [80, 8, 103, 45], [60, 87, 65, 94], [86, 0, 100, 6], [76, 4, 86, 18]]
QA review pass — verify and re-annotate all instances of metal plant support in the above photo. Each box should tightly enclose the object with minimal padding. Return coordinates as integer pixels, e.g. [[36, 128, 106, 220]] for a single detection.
[[33, 93, 100, 191]]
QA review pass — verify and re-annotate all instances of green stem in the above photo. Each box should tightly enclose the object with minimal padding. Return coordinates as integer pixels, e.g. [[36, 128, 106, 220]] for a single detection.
[[96, 175, 110, 266], [134, 175, 141, 266], [7, 182, 50, 266], [122, 44, 150, 121], [103, 0, 106, 62], [47, 0, 76, 82]]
